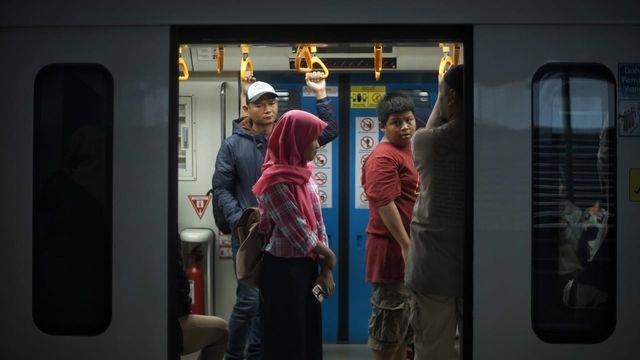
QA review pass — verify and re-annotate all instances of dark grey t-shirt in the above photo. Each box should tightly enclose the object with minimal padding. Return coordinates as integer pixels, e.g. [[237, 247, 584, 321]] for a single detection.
[[405, 119, 465, 297]]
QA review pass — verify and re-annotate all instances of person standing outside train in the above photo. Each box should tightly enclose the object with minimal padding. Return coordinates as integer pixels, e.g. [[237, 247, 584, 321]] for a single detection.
[[211, 72, 337, 360], [252, 110, 336, 359], [406, 64, 465, 359], [361, 92, 419, 360]]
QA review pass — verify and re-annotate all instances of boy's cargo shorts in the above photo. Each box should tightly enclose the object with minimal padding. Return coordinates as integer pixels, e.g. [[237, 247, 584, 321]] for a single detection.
[[367, 282, 414, 351]]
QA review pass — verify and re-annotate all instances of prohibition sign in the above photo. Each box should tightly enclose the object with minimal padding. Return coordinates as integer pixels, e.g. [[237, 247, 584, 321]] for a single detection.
[[314, 154, 328, 167], [360, 117, 374, 131], [314, 171, 328, 185], [318, 190, 328, 204], [360, 136, 374, 149]]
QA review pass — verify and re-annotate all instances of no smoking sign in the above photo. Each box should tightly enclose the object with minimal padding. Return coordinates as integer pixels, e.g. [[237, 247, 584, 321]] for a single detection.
[[314, 171, 328, 185]]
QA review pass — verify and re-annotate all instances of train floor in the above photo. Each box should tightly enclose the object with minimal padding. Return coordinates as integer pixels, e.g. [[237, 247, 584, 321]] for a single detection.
[[181, 341, 460, 359], [180, 344, 370, 359]]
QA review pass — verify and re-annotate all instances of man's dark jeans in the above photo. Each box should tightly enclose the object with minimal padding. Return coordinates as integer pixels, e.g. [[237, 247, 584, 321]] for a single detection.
[[225, 240, 262, 360]]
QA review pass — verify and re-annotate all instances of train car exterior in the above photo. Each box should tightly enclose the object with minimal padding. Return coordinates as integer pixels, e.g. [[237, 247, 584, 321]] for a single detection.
[[1, 1, 639, 359]]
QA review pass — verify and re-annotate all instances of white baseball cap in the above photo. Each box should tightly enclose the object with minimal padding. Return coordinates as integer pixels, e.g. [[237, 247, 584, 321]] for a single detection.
[[246, 81, 278, 103]]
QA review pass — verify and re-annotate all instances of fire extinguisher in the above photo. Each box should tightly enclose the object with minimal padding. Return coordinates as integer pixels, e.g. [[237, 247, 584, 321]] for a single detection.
[[187, 245, 204, 315]]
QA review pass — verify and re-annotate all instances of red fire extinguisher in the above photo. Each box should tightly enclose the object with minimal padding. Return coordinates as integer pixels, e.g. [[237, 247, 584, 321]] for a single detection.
[[187, 245, 204, 315]]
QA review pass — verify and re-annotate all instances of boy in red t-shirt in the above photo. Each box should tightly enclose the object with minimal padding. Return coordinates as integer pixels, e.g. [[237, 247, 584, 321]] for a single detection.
[[362, 92, 419, 360]]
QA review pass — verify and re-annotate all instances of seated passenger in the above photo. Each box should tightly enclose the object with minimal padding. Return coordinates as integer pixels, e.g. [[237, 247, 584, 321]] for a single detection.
[[177, 236, 229, 360], [252, 110, 337, 360], [557, 122, 613, 308], [407, 65, 465, 360], [211, 72, 338, 360], [361, 92, 419, 360]]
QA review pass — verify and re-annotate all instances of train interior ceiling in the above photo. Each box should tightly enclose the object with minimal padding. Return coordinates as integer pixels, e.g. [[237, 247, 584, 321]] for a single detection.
[[176, 41, 464, 352]]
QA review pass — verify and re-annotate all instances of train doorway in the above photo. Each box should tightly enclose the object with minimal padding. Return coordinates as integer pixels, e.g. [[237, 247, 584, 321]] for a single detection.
[[172, 25, 472, 359]]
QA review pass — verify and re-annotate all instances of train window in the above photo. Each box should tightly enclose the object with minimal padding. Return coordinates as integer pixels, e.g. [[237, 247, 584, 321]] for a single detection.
[[33, 64, 113, 335], [532, 63, 616, 343]]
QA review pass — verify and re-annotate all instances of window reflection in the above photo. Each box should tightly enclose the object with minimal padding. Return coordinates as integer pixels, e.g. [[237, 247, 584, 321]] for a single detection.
[[532, 64, 616, 343]]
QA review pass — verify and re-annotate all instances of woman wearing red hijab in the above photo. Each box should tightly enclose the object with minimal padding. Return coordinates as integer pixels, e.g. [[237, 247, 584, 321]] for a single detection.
[[252, 110, 337, 359]]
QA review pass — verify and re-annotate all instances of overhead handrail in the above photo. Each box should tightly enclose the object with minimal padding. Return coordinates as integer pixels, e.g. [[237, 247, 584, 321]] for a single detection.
[[240, 44, 254, 81], [373, 43, 383, 81], [178, 45, 189, 81], [294, 44, 329, 79], [216, 45, 224, 73]]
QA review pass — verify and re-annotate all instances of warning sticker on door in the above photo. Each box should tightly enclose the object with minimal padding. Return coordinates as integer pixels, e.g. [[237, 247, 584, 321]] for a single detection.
[[619, 64, 640, 137], [630, 169, 640, 202], [351, 86, 386, 109], [354, 116, 380, 209], [312, 144, 333, 208], [188, 195, 212, 219]]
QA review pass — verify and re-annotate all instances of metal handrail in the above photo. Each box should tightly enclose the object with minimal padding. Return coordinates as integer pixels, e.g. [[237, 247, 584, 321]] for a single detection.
[[220, 82, 227, 144]]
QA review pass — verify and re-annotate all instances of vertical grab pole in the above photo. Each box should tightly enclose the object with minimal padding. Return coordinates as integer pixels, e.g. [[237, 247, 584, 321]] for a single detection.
[[220, 82, 227, 144]]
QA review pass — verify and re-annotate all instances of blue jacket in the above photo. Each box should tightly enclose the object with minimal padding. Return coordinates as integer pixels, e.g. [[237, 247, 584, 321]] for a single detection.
[[212, 98, 338, 238]]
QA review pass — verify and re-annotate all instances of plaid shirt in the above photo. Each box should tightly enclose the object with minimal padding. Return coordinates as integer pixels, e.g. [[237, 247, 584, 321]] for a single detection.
[[257, 180, 328, 258]]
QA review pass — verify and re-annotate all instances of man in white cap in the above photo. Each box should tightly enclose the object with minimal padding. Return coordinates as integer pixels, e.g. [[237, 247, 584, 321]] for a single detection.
[[212, 72, 337, 360]]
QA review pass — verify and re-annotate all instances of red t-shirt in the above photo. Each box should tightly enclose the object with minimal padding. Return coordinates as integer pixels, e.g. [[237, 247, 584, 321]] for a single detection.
[[361, 141, 419, 283]]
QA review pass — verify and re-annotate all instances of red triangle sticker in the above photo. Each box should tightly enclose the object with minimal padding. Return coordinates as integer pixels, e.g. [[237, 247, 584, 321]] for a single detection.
[[188, 195, 212, 219]]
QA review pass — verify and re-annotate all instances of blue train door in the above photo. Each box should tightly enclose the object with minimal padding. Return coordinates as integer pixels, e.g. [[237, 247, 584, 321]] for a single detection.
[[347, 73, 437, 342]]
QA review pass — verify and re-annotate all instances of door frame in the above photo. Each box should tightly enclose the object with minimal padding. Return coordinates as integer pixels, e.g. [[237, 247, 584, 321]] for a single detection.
[[170, 24, 474, 358]]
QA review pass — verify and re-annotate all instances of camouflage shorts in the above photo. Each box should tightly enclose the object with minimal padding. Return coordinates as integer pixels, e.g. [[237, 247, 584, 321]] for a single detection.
[[368, 283, 414, 351]]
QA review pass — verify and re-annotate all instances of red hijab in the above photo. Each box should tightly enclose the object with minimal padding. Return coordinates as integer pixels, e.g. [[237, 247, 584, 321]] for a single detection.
[[252, 110, 327, 231]]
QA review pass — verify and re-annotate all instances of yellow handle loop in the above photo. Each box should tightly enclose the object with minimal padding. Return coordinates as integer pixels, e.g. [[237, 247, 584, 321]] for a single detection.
[[438, 43, 461, 79], [373, 43, 383, 81], [178, 45, 189, 81], [295, 45, 329, 79], [438, 55, 454, 80], [309, 46, 329, 79], [240, 44, 254, 81], [216, 45, 224, 73], [452, 44, 461, 66], [295, 45, 313, 73]]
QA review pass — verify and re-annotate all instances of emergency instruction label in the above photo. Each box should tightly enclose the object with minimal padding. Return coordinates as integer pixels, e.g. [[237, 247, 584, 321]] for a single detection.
[[619, 63, 640, 137], [354, 116, 380, 209], [350, 86, 386, 109]]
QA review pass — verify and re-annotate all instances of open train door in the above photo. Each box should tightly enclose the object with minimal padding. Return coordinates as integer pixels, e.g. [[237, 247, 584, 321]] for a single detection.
[[0, 27, 172, 359], [474, 25, 640, 359]]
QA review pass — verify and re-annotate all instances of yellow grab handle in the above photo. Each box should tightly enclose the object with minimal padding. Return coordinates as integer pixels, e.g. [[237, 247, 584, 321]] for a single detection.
[[438, 42, 461, 79], [310, 56, 329, 79], [373, 43, 383, 81], [295, 45, 313, 73], [438, 55, 453, 80], [240, 58, 253, 81], [308, 46, 329, 79], [178, 45, 189, 81], [452, 44, 461, 66], [178, 57, 189, 81], [240, 44, 254, 80], [295, 45, 329, 78], [216, 45, 224, 73]]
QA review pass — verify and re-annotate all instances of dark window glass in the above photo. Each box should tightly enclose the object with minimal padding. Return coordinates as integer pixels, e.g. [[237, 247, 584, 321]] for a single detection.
[[33, 64, 113, 335], [532, 63, 616, 343]]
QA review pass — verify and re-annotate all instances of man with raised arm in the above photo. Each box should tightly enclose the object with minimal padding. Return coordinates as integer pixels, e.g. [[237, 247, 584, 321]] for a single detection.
[[407, 65, 465, 360]]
